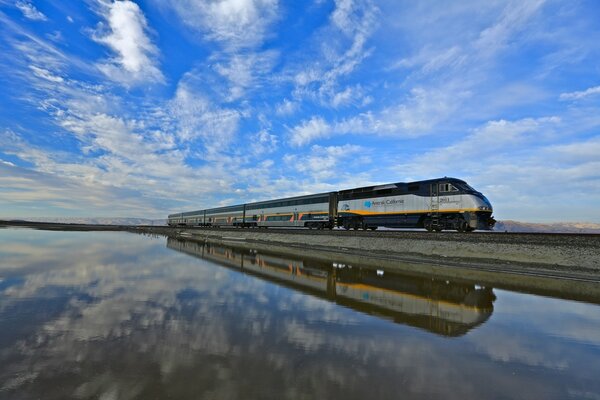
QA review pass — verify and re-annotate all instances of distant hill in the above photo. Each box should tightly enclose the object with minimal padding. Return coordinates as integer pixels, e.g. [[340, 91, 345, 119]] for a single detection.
[[494, 220, 600, 234], [5, 217, 167, 226]]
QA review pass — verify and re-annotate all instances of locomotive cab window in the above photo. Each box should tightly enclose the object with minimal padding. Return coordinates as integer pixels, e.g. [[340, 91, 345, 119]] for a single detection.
[[439, 183, 459, 192]]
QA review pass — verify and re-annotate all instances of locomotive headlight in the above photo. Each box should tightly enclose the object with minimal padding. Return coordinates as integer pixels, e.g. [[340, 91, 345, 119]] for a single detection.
[[478, 206, 492, 211]]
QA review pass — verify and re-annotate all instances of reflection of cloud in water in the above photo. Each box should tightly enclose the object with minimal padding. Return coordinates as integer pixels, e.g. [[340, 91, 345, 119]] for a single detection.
[[492, 289, 600, 347], [0, 230, 599, 399], [469, 330, 570, 370]]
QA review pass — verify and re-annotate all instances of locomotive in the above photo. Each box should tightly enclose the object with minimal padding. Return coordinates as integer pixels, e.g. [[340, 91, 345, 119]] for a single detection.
[[167, 177, 495, 232]]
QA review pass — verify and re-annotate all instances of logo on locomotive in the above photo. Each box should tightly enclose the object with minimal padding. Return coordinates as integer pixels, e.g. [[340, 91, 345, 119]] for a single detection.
[[364, 198, 404, 208]]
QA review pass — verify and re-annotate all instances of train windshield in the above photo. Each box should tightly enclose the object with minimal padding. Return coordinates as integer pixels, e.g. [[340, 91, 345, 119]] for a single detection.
[[458, 183, 477, 192]]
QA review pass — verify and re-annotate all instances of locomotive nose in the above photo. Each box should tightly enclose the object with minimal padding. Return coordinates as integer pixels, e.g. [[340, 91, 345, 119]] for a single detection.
[[476, 193, 493, 212]]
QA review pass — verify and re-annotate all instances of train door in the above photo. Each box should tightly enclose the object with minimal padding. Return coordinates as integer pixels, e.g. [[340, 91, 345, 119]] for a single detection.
[[430, 183, 440, 229], [328, 192, 338, 227]]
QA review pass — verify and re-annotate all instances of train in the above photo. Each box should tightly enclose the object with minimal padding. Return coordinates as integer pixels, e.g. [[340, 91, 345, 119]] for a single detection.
[[168, 177, 496, 232]]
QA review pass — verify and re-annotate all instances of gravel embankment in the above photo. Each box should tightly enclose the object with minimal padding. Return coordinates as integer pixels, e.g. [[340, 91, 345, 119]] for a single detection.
[[157, 227, 600, 271]]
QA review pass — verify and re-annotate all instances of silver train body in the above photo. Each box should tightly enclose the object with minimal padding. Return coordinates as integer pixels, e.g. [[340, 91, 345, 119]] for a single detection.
[[168, 177, 496, 232]]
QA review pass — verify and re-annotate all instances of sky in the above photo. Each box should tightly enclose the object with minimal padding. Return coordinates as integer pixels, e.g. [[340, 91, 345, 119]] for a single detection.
[[0, 0, 599, 222]]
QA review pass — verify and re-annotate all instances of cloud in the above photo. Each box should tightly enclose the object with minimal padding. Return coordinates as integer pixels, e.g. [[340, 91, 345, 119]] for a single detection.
[[15, 0, 47, 21], [0, 156, 160, 217], [275, 98, 298, 116], [474, 0, 546, 57], [94, 0, 163, 84], [382, 0, 550, 127], [395, 116, 561, 177], [546, 137, 600, 163], [212, 50, 279, 101], [288, 86, 467, 146], [169, 81, 240, 152], [560, 85, 600, 101], [289, 116, 332, 147], [250, 129, 278, 156], [164, 0, 279, 49], [284, 144, 366, 180], [290, 0, 378, 107]]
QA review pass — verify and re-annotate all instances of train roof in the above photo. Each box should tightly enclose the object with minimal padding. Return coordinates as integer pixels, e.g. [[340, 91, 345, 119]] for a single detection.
[[337, 177, 466, 193]]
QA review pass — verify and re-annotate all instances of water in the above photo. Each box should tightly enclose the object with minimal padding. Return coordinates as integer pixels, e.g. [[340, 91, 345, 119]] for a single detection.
[[0, 229, 599, 399]]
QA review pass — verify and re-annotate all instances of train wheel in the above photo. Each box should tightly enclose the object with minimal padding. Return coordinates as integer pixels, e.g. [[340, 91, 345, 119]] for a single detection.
[[457, 220, 467, 232], [424, 220, 433, 232], [343, 220, 351, 230]]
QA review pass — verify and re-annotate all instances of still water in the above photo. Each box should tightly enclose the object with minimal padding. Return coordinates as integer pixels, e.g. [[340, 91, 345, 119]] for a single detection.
[[0, 229, 599, 399]]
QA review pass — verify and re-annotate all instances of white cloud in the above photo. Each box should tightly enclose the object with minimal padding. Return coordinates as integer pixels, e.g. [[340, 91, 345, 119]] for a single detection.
[[15, 1, 47, 21], [401, 116, 561, 175], [391, 46, 466, 74], [169, 82, 240, 152], [288, 86, 468, 146], [29, 65, 64, 82], [250, 129, 278, 156], [560, 85, 600, 101], [165, 0, 279, 49], [331, 86, 365, 108], [275, 98, 298, 116], [474, 0, 546, 57], [290, 0, 378, 107], [545, 137, 600, 163], [382, 0, 550, 126], [284, 144, 365, 180], [94, 0, 163, 84], [375, 87, 469, 134], [0, 157, 159, 216], [212, 50, 279, 101], [289, 116, 332, 147]]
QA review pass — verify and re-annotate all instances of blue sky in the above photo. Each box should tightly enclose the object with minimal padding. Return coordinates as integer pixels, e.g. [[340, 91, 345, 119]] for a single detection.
[[0, 0, 599, 222]]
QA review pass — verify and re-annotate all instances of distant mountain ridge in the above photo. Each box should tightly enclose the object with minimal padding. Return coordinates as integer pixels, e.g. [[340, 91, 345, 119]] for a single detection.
[[493, 220, 600, 234], [3, 218, 600, 233]]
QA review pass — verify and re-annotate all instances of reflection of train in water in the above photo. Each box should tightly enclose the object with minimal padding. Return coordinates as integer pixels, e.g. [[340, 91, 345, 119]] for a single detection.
[[167, 238, 495, 336]]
